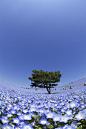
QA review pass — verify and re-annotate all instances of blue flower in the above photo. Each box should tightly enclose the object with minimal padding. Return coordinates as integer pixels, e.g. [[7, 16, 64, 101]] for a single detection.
[[12, 118, 20, 124], [75, 110, 86, 120], [30, 107, 36, 112], [17, 111, 22, 116], [10, 109, 16, 114], [46, 112, 55, 119], [64, 125, 76, 129], [53, 114, 61, 122], [66, 109, 73, 117], [31, 121, 36, 126], [78, 104, 85, 110], [70, 101, 77, 108], [71, 121, 80, 128], [60, 114, 70, 123], [6, 104, 13, 110], [7, 113, 13, 118], [0, 116, 9, 124], [23, 114, 32, 120], [0, 124, 13, 129], [13, 104, 19, 111], [39, 119, 48, 125], [21, 123, 33, 129], [18, 115, 24, 121]]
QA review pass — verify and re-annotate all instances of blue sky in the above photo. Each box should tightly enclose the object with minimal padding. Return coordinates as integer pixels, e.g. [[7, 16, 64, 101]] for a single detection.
[[0, 0, 86, 88]]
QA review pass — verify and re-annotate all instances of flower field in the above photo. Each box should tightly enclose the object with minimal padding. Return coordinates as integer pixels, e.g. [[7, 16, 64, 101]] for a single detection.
[[0, 81, 86, 129]]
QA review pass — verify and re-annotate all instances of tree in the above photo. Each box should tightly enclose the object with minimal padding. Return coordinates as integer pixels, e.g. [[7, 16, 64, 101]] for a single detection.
[[28, 69, 62, 94]]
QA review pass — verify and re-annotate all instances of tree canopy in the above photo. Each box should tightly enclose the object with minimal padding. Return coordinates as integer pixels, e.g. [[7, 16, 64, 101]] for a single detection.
[[28, 69, 62, 94]]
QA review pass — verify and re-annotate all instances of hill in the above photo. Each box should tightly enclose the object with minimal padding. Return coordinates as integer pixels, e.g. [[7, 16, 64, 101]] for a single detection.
[[0, 77, 86, 95]]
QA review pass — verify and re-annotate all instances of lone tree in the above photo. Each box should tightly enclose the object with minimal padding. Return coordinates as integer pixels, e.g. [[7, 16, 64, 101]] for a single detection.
[[28, 70, 62, 94]]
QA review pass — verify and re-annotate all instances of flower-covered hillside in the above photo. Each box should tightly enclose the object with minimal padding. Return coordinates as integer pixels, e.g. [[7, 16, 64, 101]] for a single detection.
[[0, 78, 86, 129]]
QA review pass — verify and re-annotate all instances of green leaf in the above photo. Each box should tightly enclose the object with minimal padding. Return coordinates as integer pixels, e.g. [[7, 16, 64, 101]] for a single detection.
[[47, 124, 54, 129]]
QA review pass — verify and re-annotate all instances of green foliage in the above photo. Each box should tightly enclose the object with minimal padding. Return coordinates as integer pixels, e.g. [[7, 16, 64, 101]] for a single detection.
[[46, 124, 54, 129], [28, 69, 62, 94], [77, 125, 83, 129]]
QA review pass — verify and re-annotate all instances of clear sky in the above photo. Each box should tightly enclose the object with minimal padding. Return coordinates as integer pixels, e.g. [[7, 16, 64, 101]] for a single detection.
[[0, 0, 86, 88]]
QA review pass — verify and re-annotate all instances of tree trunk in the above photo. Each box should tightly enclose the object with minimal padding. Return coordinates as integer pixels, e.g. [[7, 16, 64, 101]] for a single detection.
[[46, 87, 51, 94], [44, 83, 51, 94]]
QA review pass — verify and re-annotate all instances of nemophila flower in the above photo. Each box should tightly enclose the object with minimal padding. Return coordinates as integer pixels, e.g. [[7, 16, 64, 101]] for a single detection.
[[14, 97, 18, 101], [30, 107, 36, 112], [71, 121, 79, 128], [7, 113, 13, 118], [45, 108, 50, 114], [70, 101, 77, 108], [66, 109, 72, 116], [10, 109, 16, 114], [60, 101, 65, 106], [22, 109, 29, 114], [46, 112, 55, 119], [14, 125, 21, 129], [30, 103, 36, 108], [61, 108, 66, 113], [78, 104, 85, 110], [13, 105, 19, 111], [64, 105, 68, 110], [31, 121, 36, 126], [17, 111, 22, 116], [0, 116, 9, 124], [83, 109, 86, 114], [75, 110, 86, 120], [12, 118, 20, 124], [53, 114, 61, 122], [60, 114, 70, 123], [23, 114, 32, 120], [3, 111, 8, 115], [2, 104, 6, 109], [18, 115, 24, 121], [7, 104, 13, 110], [57, 104, 62, 109], [64, 125, 76, 129], [39, 119, 48, 125], [21, 123, 33, 129], [38, 108, 46, 114], [17, 96, 22, 100], [21, 101, 26, 106], [0, 124, 13, 129]]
